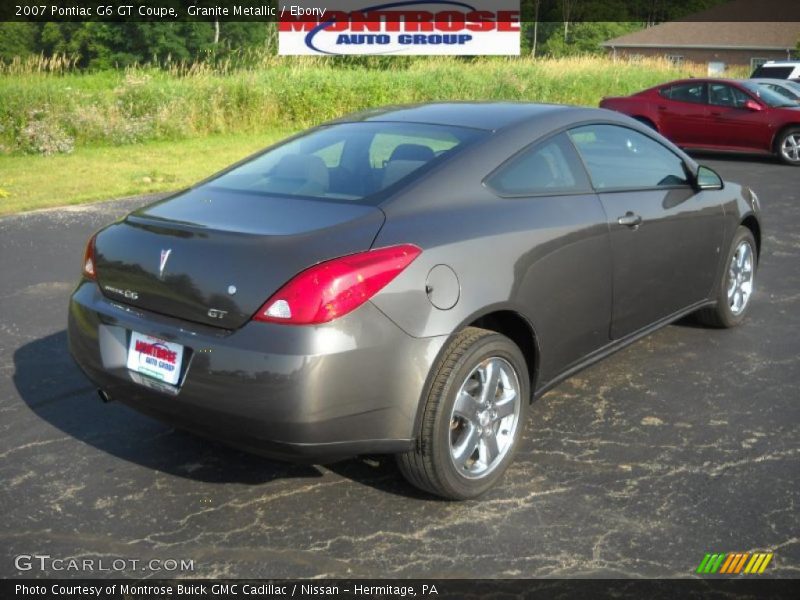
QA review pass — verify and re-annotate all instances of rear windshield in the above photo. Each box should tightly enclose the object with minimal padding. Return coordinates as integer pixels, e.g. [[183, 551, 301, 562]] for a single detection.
[[204, 122, 485, 204], [751, 65, 796, 79]]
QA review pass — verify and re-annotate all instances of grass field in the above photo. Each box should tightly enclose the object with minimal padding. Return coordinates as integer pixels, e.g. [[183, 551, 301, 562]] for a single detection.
[[0, 55, 747, 214], [0, 131, 292, 215], [1, 56, 730, 153]]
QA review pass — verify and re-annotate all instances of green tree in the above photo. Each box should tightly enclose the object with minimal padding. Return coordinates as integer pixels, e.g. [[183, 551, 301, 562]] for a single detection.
[[39, 22, 66, 56], [562, 21, 642, 54], [0, 23, 38, 61]]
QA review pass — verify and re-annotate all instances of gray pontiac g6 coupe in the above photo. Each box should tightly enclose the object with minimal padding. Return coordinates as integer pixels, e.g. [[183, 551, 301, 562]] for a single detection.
[[68, 103, 762, 499]]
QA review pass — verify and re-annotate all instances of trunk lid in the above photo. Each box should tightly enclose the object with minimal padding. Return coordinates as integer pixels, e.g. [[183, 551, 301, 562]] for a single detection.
[[94, 188, 385, 329]]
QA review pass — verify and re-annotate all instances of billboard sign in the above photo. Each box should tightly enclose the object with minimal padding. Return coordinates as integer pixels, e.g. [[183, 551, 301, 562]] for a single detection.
[[278, 1, 520, 56]]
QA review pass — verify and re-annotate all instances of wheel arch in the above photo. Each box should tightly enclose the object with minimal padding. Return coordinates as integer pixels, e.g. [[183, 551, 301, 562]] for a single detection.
[[468, 310, 540, 395], [632, 115, 658, 131], [772, 123, 800, 153], [408, 307, 541, 443], [741, 214, 761, 262]]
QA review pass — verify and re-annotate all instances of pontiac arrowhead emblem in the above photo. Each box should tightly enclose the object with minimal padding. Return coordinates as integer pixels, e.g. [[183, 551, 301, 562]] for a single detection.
[[159, 249, 172, 278]]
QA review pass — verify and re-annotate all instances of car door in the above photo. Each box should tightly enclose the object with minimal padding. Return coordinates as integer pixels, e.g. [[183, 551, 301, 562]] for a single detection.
[[484, 133, 613, 380], [656, 81, 709, 145], [568, 124, 725, 340], [706, 82, 771, 151]]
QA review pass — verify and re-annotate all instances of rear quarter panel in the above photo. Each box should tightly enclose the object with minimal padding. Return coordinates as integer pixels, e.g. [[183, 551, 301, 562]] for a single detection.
[[370, 113, 615, 385], [599, 95, 656, 123]]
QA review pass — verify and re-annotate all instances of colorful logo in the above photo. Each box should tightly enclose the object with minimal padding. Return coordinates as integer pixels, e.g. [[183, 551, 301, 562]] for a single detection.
[[696, 552, 773, 575], [278, 1, 520, 56]]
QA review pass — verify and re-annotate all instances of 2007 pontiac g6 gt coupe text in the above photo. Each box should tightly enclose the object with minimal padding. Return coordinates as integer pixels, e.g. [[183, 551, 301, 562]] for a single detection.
[[69, 103, 761, 499]]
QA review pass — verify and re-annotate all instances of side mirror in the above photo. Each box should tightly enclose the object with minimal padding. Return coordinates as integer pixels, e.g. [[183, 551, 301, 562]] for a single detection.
[[744, 99, 763, 111], [696, 165, 724, 191]]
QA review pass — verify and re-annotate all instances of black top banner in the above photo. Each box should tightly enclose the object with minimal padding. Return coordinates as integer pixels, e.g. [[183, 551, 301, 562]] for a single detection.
[[2, 0, 800, 23]]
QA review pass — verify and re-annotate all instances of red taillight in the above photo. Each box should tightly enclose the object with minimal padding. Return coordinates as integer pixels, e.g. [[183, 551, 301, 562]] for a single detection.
[[82, 234, 97, 280], [253, 244, 422, 325]]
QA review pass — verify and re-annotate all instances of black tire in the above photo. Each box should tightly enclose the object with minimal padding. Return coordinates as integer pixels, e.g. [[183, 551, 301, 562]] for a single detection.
[[397, 327, 529, 500], [696, 226, 757, 328], [775, 127, 800, 166]]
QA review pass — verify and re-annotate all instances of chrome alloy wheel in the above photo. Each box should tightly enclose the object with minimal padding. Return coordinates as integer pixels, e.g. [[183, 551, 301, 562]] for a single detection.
[[728, 240, 755, 315], [449, 357, 521, 479], [780, 133, 800, 163]]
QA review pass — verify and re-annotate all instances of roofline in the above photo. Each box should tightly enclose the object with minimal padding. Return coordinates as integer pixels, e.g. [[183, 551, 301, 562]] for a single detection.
[[602, 43, 795, 51], [326, 118, 495, 132], [321, 102, 577, 133]]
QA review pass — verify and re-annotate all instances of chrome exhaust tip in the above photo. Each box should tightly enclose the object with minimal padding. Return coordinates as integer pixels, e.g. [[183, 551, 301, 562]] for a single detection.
[[97, 389, 112, 403]]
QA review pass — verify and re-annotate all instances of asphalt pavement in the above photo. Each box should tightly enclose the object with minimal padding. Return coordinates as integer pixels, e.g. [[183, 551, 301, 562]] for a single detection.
[[0, 157, 798, 579]]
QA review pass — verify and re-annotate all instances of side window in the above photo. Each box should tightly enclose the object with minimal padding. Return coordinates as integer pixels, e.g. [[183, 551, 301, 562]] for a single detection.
[[709, 83, 750, 108], [568, 124, 690, 190], [486, 134, 591, 196], [660, 82, 706, 104]]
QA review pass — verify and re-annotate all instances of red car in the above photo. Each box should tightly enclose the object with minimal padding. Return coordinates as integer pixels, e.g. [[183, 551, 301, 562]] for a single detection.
[[600, 78, 800, 166]]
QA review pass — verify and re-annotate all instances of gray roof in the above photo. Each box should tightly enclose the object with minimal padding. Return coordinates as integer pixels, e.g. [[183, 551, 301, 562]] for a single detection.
[[604, 0, 799, 50], [330, 102, 574, 131]]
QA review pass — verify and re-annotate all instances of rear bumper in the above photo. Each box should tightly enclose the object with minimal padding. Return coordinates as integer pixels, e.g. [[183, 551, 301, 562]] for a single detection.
[[68, 282, 446, 462]]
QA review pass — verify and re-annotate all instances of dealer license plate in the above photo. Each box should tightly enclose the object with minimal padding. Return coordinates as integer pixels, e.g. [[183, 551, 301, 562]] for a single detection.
[[126, 331, 184, 386]]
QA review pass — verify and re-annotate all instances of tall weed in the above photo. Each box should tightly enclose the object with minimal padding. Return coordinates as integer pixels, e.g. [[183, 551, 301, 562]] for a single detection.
[[0, 55, 747, 155]]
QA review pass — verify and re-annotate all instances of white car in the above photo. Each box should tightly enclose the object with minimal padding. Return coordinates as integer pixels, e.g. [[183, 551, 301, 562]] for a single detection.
[[751, 60, 800, 82]]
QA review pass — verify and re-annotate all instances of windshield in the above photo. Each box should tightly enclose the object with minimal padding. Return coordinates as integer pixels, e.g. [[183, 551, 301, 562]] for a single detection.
[[784, 80, 800, 93], [204, 122, 485, 204], [753, 80, 800, 102], [740, 81, 800, 107]]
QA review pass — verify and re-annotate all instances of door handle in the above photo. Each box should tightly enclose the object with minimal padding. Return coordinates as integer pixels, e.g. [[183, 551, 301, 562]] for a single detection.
[[710, 111, 723, 117], [657, 105, 667, 111], [618, 212, 643, 228]]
